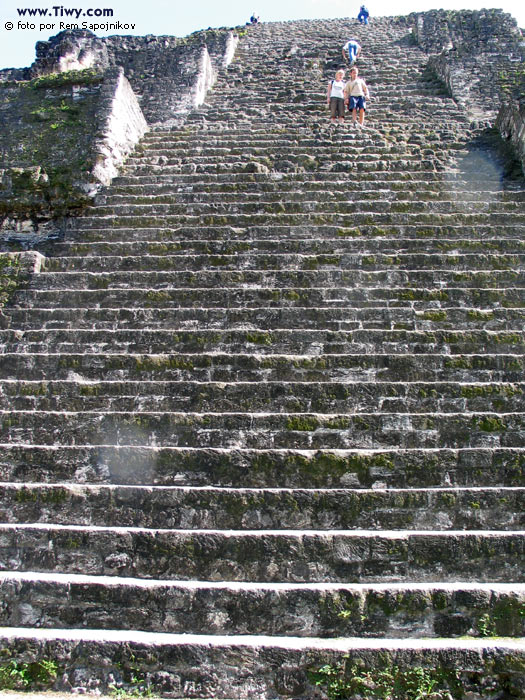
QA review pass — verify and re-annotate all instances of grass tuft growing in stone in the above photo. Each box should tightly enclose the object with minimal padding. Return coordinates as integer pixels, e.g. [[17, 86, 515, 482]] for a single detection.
[[0, 657, 58, 691], [309, 659, 462, 699]]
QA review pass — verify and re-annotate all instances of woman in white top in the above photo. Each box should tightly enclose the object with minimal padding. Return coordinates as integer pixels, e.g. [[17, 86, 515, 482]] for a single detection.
[[344, 66, 370, 128], [326, 69, 346, 125]]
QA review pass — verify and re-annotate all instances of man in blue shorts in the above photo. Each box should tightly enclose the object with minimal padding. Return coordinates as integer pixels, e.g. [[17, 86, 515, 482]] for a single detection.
[[344, 66, 370, 128], [342, 39, 361, 66]]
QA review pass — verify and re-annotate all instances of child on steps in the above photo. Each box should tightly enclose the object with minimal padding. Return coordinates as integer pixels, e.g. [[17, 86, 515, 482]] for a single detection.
[[327, 69, 347, 125]]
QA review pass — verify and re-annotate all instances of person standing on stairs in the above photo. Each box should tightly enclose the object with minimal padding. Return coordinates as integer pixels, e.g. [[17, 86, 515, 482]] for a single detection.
[[327, 69, 347, 126], [344, 66, 370, 128], [357, 5, 369, 24], [342, 38, 361, 66]]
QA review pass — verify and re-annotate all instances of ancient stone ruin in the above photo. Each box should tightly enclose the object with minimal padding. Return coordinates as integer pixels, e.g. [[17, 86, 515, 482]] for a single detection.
[[0, 10, 524, 699]]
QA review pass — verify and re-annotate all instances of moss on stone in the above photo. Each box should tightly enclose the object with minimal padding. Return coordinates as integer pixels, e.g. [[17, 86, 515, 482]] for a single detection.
[[337, 227, 362, 237], [0, 254, 22, 310], [286, 416, 320, 431], [134, 355, 194, 372], [28, 69, 104, 89], [421, 311, 447, 321], [461, 384, 522, 399], [0, 77, 100, 222], [475, 416, 506, 432], [246, 332, 273, 345], [19, 381, 48, 396]]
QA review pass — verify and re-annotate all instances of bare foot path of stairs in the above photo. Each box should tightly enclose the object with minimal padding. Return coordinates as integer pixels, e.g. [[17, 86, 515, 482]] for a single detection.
[[1, 16, 524, 700]]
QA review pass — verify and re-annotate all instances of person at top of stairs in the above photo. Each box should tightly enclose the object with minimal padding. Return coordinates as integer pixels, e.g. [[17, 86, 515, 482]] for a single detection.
[[342, 37, 361, 65], [327, 69, 347, 126], [344, 65, 370, 128], [357, 4, 369, 24]]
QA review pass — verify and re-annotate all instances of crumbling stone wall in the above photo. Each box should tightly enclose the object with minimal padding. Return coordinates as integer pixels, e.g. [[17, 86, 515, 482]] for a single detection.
[[410, 8, 521, 54], [497, 102, 525, 176], [0, 68, 146, 243], [0, 249, 44, 324], [409, 9, 524, 171], [0, 26, 240, 124], [0, 26, 239, 241], [91, 67, 147, 185], [1, 70, 103, 239]]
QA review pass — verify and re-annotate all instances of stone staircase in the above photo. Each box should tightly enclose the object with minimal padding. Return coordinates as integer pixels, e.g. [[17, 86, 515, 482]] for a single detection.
[[1, 16, 525, 699]]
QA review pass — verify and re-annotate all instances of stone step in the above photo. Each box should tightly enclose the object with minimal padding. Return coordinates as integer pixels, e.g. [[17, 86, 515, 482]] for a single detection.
[[1, 410, 523, 450], [5, 306, 523, 332], [105, 180, 514, 198], [185, 103, 465, 118], [129, 131, 447, 146], [185, 89, 453, 102], [133, 130, 491, 150], [124, 146, 434, 161], [108, 171, 462, 186], [65, 223, 525, 241], [1, 351, 524, 382], [120, 152, 445, 170], [150, 104, 446, 117], [107, 176, 523, 196], [128, 141, 454, 156], [138, 123, 468, 141], [1, 483, 523, 531], [108, 168, 525, 187], [49, 237, 525, 258], [193, 85, 452, 98], [120, 142, 442, 162], [1, 379, 524, 415], [0, 628, 523, 698], [211, 72, 443, 85], [114, 144, 424, 161], [0, 444, 522, 488], [99, 189, 525, 205], [1, 574, 524, 639], [24, 269, 525, 292], [43, 252, 525, 273], [182, 124, 455, 140], [2, 328, 523, 355], [67, 211, 525, 229], [102, 187, 525, 205], [190, 117, 455, 134], [11, 285, 525, 309], [114, 162, 457, 178], [109, 158, 507, 177], [127, 132, 434, 147], [104, 186, 520, 206], [185, 105, 461, 123], [0, 523, 523, 582]]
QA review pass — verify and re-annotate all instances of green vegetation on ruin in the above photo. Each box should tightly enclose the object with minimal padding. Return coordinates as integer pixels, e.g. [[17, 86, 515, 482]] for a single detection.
[[0, 655, 58, 691], [0, 68, 107, 222], [0, 254, 21, 311], [309, 659, 463, 699]]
